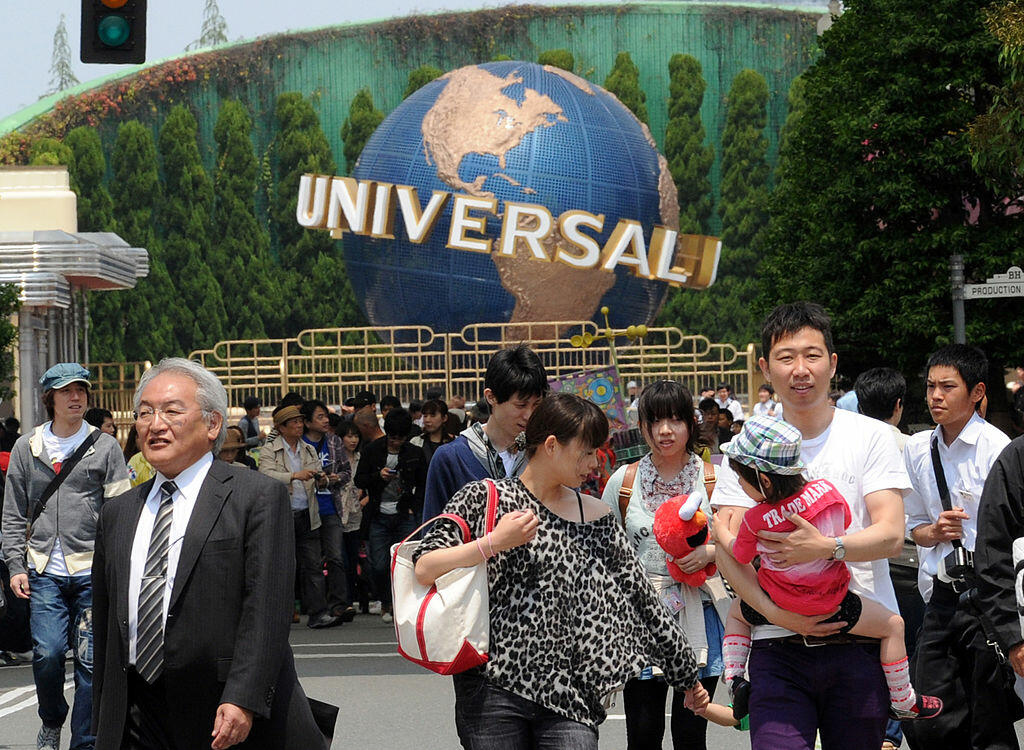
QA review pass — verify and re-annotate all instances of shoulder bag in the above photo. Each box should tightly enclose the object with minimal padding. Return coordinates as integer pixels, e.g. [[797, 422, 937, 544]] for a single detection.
[[390, 478, 499, 675]]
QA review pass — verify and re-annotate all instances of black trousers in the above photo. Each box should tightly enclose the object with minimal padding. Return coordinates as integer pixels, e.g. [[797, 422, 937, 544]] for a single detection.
[[623, 675, 718, 750], [122, 670, 174, 750], [294, 510, 329, 617], [903, 581, 1022, 750]]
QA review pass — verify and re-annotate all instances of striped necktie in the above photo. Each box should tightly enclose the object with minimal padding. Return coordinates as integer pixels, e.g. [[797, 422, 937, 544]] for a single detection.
[[135, 480, 177, 684]]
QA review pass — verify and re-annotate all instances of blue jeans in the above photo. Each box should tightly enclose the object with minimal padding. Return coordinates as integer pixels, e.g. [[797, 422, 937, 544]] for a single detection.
[[29, 571, 94, 750], [368, 512, 416, 610], [454, 670, 598, 749]]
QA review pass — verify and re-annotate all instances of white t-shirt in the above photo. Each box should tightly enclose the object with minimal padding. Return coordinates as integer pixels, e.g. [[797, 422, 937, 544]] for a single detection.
[[712, 408, 911, 638], [39, 421, 92, 577]]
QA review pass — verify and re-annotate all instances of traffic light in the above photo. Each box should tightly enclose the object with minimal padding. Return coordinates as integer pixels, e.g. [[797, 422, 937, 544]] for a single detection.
[[80, 0, 147, 64]]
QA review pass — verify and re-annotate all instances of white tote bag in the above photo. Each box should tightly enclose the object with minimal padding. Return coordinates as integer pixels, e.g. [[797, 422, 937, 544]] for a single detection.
[[390, 479, 498, 675]]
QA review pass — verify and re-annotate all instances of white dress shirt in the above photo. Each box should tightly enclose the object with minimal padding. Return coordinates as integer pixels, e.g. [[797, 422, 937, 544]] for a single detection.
[[128, 452, 213, 665], [903, 412, 1010, 601]]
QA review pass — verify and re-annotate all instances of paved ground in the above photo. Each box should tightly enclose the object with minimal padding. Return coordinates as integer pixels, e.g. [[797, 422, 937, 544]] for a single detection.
[[5, 612, 1016, 749]]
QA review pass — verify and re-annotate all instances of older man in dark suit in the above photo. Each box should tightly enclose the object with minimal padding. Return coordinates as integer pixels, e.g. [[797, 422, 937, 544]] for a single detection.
[[91, 358, 328, 750]]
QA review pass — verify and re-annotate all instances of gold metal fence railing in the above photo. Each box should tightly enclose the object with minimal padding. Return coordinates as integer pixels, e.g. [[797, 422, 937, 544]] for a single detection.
[[89, 321, 758, 415]]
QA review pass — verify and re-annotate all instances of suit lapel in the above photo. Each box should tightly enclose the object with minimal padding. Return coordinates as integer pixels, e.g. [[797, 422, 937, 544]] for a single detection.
[[115, 479, 153, 637], [168, 460, 232, 613]]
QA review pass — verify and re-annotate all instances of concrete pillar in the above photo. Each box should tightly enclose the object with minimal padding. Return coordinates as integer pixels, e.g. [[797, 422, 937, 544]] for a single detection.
[[18, 309, 36, 428]]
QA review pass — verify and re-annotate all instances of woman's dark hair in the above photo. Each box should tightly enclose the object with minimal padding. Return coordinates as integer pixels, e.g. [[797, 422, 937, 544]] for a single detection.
[[123, 425, 140, 461], [524, 392, 608, 459], [340, 420, 361, 440], [84, 407, 112, 428], [242, 395, 261, 411], [728, 458, 806, 504], [637, 380, 698, 455], [420, 398, 448, 416], [759, 384, 774, 395]]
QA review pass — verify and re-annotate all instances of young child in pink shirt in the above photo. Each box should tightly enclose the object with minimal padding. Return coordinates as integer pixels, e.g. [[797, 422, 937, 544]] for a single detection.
[[713, 416, 941, 723]]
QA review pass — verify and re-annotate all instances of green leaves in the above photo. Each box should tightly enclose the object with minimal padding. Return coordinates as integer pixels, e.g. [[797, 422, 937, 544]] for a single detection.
[[760, 0, 1020, 389], [604, 51, 648, 125]]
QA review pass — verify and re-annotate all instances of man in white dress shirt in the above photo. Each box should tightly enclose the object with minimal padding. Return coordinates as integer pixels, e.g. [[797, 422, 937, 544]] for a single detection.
[[901, 344, 1019, 750]]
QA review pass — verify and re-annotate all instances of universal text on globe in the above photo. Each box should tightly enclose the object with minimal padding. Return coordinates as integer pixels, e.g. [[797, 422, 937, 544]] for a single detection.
[[296, 174, 722, 289]]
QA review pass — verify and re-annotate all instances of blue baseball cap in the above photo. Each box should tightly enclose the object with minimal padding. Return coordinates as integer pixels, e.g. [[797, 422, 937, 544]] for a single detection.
[[39, 363, 91, 392]]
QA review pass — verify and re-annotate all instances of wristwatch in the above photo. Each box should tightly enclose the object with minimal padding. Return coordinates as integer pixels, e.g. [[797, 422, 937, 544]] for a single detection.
[[831, 537, 846, 561]]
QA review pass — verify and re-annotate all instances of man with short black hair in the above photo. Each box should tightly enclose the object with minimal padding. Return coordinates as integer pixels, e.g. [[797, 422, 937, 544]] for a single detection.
[[422, 345, 549, 521], [716, 382, 745, 422], [902, 345, 1017, 750], [379, 395, 401, 419], [3, 364, 130, 750], [856, 367, 908, 453], [711, 301, 912, 748]]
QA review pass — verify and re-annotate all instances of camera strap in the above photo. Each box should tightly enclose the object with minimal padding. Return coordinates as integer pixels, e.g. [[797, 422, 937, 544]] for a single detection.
[[930, 435, 964, 551]]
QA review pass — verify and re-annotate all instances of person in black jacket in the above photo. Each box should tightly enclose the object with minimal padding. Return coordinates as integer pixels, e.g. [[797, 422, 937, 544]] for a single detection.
[[354, 408, 426, 623], [974, 436, 1024, 711]]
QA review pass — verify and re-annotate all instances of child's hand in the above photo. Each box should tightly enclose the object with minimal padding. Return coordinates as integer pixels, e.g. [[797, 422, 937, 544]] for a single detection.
[[684, 683, 710, 715]]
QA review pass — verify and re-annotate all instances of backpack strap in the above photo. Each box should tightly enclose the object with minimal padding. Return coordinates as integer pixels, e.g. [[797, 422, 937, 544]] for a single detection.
[[617, 462, 639, 525], [703, 461, 717, 500]]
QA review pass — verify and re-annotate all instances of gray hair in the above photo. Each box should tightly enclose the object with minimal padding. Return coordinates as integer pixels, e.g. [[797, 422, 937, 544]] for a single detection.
[[133, 357, 228, 453]]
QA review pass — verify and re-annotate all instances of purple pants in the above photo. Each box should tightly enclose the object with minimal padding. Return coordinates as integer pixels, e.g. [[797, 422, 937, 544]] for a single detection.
[[748, 639, 888, 750]]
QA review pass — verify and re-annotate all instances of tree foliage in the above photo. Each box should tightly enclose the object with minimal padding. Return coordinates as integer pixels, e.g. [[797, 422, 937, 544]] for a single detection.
[[538, 49, 574, 71], [106, 121, 179, 362], [664, 54, 714, 235], [187, 0, 229, 50], [660, 70, 769, 344], [212, 99, 283, 338], [272, 92, 365, 332], [46, 14, 78, 96], [0, 284, 19, 400], [158, 105, 227, 351], [65, 127, 114, 232], [970, 0, 1024, 204], [760, 0, 1017, 380], [404, 65, 444, 98], [340, 88, 385, 173], [604, 51, 648, 124]]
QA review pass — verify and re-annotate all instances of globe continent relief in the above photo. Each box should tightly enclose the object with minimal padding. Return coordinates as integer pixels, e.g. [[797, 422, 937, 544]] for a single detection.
[[345, 61, 678, 333]]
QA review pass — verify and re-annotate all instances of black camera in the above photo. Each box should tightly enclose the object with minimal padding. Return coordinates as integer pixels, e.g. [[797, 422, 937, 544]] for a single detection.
[[944, 546, 974, 580]]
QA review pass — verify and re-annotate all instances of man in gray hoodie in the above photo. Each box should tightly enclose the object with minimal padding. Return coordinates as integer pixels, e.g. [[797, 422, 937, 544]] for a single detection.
[[2, 363, 130, 750]]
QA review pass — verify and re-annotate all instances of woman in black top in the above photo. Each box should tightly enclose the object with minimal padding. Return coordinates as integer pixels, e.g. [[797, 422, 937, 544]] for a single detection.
[[415, 393, 700, 749]]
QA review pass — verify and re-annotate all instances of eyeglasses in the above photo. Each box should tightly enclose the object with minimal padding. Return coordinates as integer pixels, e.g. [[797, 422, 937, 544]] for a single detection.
[[134, 406, 199, 426]]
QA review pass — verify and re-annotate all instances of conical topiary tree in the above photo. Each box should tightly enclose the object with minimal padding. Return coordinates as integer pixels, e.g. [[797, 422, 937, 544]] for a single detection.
[[604, 51, 648, 124]]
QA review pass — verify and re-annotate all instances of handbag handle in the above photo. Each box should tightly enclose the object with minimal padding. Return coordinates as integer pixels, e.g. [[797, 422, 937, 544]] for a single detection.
[[395, 477, 502, 552]]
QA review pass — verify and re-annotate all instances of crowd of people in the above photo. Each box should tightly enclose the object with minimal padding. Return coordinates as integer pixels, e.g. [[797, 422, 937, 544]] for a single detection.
[[1, 300, 1024, 750]]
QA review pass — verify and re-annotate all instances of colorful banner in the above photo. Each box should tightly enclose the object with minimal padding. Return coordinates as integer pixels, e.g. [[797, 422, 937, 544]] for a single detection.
[[548, 366, 629, 433]]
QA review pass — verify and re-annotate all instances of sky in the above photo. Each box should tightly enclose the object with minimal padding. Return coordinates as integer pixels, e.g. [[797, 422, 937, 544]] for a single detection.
[[0, 0, 825, 122]]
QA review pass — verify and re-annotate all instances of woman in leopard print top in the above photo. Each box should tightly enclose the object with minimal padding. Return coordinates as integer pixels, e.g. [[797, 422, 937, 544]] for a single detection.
[[415, 393, 700, 749]]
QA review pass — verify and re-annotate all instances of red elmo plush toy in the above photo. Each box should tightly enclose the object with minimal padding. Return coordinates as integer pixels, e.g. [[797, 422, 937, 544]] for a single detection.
[[653, 493, 716, 587]]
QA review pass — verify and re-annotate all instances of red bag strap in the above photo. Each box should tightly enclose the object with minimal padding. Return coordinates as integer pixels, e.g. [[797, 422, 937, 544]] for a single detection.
[[397, 512, 471, 552], [484, 479, 499, 534]]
